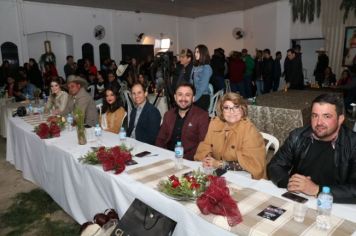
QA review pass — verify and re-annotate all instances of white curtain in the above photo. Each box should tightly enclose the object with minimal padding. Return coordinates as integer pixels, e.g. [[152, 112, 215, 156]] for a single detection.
[[321, 0, 356, 77]]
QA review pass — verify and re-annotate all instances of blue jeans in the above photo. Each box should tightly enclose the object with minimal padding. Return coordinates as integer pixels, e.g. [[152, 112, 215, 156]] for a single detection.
[[231, 81, 246, 97], [255, 80, 264, 96]]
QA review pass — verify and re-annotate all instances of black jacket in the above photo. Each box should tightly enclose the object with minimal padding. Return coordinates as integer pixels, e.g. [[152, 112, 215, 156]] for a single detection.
[[284, 57, 304, 89], [267, 125, 356, 204], [127, 101, 161, 145]]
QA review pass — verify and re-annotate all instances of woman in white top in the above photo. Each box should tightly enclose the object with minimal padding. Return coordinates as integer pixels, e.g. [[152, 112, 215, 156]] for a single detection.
[[45, 77, 69, 115]]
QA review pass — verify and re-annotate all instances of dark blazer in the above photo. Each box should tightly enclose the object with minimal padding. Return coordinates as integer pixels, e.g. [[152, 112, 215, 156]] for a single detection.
[[127, 101, 161, 145], [155, 105, 209, 161]]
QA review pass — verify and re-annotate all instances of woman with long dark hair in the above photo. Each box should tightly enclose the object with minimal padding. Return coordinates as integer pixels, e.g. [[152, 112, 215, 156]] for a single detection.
[[191, 44, 212, 111], [45, 77, 68, 114], [100, 86, 126, 134]]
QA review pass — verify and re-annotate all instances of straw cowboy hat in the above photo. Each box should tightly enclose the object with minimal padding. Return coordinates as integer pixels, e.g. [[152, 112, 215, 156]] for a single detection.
[[316, 47, 327, 53], [116, 64, 128, 77], [67, 75, 88, 88]]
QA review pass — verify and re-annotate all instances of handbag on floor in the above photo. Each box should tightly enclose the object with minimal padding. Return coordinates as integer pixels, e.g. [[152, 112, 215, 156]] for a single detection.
[[111, 198, 177, 236]]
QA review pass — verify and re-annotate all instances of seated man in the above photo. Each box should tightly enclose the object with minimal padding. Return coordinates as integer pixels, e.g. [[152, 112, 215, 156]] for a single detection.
[[127, 82, 161, 145], [61, 75, 98, 127], [156, 82, 209, 160], [267, 93, 356, 203]]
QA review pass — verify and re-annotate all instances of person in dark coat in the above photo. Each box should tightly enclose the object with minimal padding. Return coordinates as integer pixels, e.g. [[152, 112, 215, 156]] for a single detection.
[[127, 82, 161, 145], [210, 48, 226, 92], [313, 48, 329, 87], [272, 51, 282, 91], [284, 49, 304, 90], [262, 49, 274, 94]]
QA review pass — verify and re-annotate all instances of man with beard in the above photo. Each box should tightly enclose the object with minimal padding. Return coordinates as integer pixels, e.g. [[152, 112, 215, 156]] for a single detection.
[[267, 94, 356, 204], [156, 82, 209, 160]]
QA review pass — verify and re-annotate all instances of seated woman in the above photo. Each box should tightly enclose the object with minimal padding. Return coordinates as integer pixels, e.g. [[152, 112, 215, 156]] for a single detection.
[[322, 67, 336, 87], [194, 92, 266, 179], [336, 69, 352, 86], [99, 86, 126, 134], [45, 77, 69, 114]]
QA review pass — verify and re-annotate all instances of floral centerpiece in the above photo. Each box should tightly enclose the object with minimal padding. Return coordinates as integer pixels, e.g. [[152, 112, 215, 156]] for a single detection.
[[157, 169, 209, 200], [47, 115, 66, 130], [34, 122, 61, 139], [79, 145, 132, 174]]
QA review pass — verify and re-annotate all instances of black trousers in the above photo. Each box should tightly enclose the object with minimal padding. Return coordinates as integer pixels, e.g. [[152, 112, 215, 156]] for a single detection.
[[194, 94, 210, 111]]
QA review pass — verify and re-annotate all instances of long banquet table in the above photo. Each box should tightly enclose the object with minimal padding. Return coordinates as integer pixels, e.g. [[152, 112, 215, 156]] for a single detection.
[[6, 115, 356, 235], [248, 90, 343, 143]]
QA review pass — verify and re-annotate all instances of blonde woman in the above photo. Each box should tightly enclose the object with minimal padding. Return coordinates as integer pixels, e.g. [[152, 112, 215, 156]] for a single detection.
[[194, 92, 266, 179]]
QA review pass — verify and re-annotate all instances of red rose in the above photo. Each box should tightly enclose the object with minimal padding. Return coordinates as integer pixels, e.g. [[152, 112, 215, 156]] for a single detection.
[[114, 163, 125, 174], [102, 159, 115, 171], [49, 122, 61, 137], [171, 179, 180, 188], [169, 175, 178, 182], [36, 123, 50, 139]]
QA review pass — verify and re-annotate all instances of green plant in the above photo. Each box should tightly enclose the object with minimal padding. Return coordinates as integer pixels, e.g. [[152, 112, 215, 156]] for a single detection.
[[290, 0, 321, 23], [340, 0, 356, 22], [290, 0, 356, 23]]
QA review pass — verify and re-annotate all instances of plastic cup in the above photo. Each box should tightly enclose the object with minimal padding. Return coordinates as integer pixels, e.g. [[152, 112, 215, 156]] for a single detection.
[[293, 203, 308, 223]]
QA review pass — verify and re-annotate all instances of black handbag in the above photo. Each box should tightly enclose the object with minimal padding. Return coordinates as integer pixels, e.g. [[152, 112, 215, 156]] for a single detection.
[[111, 198, 176, 236], [15, 106, 27, 117]]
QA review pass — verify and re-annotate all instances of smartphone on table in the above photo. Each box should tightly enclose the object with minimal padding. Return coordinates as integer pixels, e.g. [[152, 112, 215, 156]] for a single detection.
[[134, 151, 151, 158], [281, 191, 308, 203]]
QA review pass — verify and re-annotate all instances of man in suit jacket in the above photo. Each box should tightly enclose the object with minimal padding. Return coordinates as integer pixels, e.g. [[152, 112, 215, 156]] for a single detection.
[[156, 82, 209, 160], [61, 75, 98, 127], [127, 82, 161, 145]]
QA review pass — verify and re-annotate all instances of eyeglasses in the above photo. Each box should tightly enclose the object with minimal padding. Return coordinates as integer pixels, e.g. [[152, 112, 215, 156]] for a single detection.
[[222, 105, 241, 113]]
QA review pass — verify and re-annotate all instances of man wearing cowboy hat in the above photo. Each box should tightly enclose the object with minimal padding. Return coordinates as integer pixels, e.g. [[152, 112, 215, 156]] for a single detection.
[[314, 47, 329, 87], [61, 75, 98, 127]]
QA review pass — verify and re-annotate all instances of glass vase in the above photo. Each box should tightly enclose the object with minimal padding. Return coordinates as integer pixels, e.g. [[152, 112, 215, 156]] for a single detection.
[[76, 126, 87, 145]]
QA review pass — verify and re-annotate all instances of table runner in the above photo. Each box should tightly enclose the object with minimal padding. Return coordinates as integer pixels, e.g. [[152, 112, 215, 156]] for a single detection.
[[127, 159, 356, 236], [21, 114, 50, 127]]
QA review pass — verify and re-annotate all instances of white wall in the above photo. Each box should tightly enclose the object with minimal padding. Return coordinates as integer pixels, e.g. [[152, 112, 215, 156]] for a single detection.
[[194, 12, 244, 55], [1, 0, 328, 72], [0, 0, 195, 73], [27, 32, 72, 77], [0, 0, 23, 63]]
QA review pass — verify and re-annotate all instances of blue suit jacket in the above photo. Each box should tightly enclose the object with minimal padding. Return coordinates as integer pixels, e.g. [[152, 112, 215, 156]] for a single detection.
[[127, 101, 161, 145]]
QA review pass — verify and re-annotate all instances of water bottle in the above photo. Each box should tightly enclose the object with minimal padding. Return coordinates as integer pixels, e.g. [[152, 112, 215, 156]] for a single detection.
[[119, 127, 126, 142], [316, 186, 333, 230], [174, 141, 184, 170], [28, 103, 33, 115], [94, 124, 102, 137], [42, 92, 47, 103], [66, 113, 73, 131]]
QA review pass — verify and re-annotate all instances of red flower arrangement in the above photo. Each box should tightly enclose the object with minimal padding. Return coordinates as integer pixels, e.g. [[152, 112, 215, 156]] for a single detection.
[[35, 122, 61, 139], [158, 170, 208, 200], [79, 145, 132, 175], [197, 176, 242, 226]]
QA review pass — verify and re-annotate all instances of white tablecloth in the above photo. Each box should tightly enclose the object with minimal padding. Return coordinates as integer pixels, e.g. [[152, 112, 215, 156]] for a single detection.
[[6, 117, 356, 235], [0, 101, 23, 138]]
